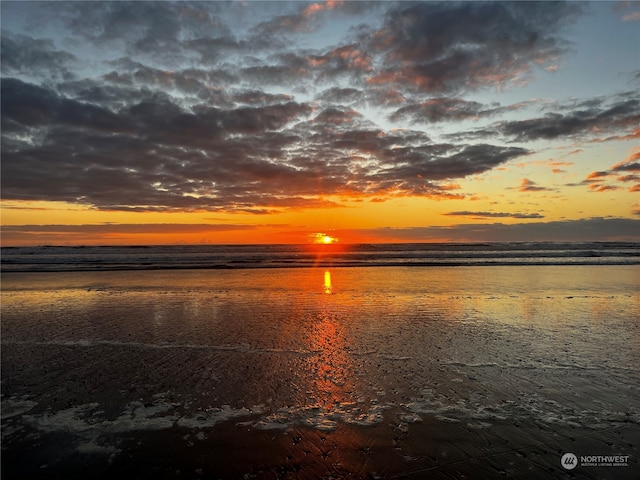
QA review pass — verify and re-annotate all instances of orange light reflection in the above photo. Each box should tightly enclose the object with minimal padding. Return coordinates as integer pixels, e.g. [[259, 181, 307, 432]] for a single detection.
[[324, 270, 333, 294], [304, 269, 357, 412]]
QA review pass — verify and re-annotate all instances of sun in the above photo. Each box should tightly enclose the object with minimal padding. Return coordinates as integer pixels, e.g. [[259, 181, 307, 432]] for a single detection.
[[311, 233, 339, 244]]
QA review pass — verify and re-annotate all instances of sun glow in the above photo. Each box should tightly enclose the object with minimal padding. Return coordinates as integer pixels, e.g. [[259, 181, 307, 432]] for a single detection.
[[311, 232, 339, 244]]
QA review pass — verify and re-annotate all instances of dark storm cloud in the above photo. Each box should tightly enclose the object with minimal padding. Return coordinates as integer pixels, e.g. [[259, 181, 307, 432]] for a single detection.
[[1, 77, 311, 142], [390, 98, 486, 124], [316, 87, 364, 105], [449, 94, 640, 143], [183, 36, 245, 65], [1, 77, 323, 211], [306, 44, 373, 81], [251, 11, 312, 39], [389, 98, 529, 124], [232, 90, 294, 106], [1, 33, 77, 80], [1, 78, 126, 134], [240, 65, 312, 86], [60, 1, 219, 57], [312, 107, 364, 126], [383, 144, 529, 181], [0, 1, 621, 214], [366, 1, 582, 93], [249, 0, 373, 39], [99, 62, 241, 104], [1, 74, 530, 210], [498, 96, 640, 142]]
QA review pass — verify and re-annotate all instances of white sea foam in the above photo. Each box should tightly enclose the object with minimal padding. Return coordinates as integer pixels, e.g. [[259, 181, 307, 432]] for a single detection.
[[13, 394, 391, 458], [1, 397, 38, 420], [76, 440, 120, 456], [5, 377, 639, 462], [14, 399, 266, 457], [401, 391, 640, 428], [251, 401, 388, 432]]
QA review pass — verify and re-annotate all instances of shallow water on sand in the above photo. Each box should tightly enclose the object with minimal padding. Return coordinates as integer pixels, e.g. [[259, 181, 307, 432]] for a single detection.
[[2, 266, 639, 478]]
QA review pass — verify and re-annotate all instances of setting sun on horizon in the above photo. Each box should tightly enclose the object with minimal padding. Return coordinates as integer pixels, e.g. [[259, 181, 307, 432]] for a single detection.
[[310, 233, 339, 245], [1, 1, 639, 246]]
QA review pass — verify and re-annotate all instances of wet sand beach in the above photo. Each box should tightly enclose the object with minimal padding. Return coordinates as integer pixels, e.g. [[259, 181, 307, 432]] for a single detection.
[[2, 266, 639, 478]]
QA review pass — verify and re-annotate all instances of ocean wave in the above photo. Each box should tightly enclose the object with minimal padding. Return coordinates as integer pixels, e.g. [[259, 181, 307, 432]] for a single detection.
[[2, 242, 639, 272]]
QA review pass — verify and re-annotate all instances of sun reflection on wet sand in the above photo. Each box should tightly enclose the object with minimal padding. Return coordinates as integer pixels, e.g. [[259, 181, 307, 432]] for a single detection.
[[307, 270, 353, 406], [323, 270, 332, 294]]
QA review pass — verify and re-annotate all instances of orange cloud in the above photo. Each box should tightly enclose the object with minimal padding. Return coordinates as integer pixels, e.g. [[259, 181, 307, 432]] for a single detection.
[[586, 171, 612, 180], [302, 0, 343, 17], [518, 178, 551, 192], [589, 126, 640, 143], [589, 184, 620, 192], [612, 147, 640, 171], [617, 174, 640, 182]]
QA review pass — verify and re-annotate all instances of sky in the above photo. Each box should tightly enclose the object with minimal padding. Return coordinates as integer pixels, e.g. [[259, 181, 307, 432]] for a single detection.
[[1, 0, 639, 245]]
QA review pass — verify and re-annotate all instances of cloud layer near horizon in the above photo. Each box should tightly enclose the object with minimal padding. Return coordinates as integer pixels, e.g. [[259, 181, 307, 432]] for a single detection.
[[2, 1, 637, 215], [355, 217, 640, 243], [2, 217, 638, 245]]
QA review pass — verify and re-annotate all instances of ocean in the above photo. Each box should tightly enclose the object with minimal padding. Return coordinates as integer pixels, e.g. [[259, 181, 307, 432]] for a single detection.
[[1, 243, 639, 479], [2, 241, 639, 271]]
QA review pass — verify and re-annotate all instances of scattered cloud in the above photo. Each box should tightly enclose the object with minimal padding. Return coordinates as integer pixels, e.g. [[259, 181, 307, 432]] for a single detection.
[[498, 95, 640, 142], [444, 211, 544, 219], [518, 179, 552, 192], [577, 148, 640, 193], [1, 33, 77, 81], [614, 1, 640, 22], [1, 76, 530, 211], [366, 2, 582, 94], [586, 171, 613, 180], [450, 94, 640, 144], [388, 98, 531, 124], [588, 184, 620, 192]]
